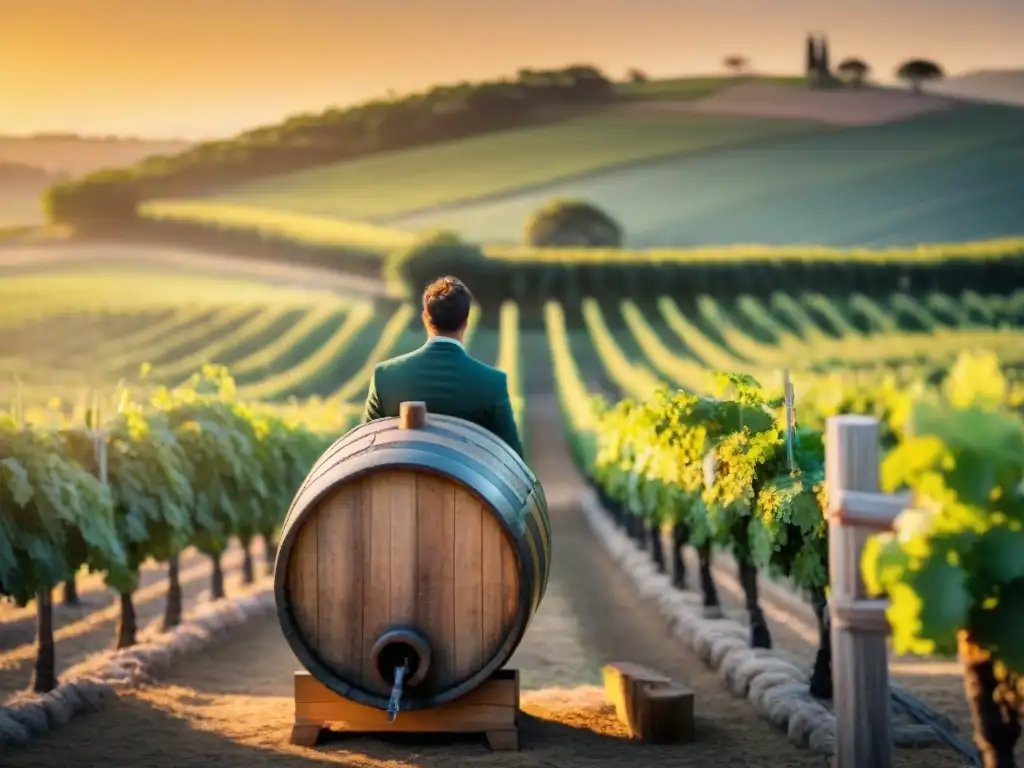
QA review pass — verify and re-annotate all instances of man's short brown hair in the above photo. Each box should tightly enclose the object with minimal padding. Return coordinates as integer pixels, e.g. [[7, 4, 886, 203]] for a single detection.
[[422, 276, 473, 333]]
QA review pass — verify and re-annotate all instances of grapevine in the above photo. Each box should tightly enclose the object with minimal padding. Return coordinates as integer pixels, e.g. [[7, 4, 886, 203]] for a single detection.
[[566, 347, 1024, 764], [860, 351, 1024, 767], [0, 364, 332, 692]]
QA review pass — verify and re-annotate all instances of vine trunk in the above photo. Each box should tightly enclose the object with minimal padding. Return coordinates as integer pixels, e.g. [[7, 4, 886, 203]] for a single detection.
[[241, 539, 255, 585], [959, 631, 1020, 768], [32, 589, 56, 693], [162, 553, 183, 631], [261, 531, 277, 575], [62, 576, 80, 606], [116, 591, 137, 648], [210, 552, 225, 600]]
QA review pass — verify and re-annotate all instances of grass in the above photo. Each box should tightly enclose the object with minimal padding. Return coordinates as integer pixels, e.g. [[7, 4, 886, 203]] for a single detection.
[[615, 74, 805, 101], [139, 201, 415, 255], [142, 112, 819, 227], [390, 104, 1024, 248]]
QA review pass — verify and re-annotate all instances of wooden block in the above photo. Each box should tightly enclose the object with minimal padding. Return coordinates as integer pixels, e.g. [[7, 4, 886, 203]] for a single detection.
[[485, 729, 520, 751], [289, 723, 321, 746], [603, 662, 695, 744], [290, 669, 520, 750]]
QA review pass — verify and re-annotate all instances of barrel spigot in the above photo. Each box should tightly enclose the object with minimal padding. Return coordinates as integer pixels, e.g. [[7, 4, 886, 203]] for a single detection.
[[386, 659, 409, 723], [370, 626, 432, 722]]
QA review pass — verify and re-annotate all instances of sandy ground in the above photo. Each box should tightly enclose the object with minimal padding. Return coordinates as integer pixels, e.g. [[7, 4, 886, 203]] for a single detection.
[[3, 396, 969, 768], [0, 542, 262, 704], [613, 82, 957, 126]]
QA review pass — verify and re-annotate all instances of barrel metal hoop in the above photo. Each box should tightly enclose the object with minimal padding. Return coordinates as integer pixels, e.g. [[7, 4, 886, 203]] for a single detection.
[[280, 414, 537, 535], [428, 415, 538, 484], [426, 421, 534, 491]]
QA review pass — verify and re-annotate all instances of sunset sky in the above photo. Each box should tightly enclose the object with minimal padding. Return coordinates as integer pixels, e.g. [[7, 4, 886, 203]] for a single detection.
[[2, 0, 1022, 140]]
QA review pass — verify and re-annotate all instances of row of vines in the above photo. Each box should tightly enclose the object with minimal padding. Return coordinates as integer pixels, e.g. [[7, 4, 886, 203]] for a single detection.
[[547, 296, 1024, 766], [0, 366, 332, 694]]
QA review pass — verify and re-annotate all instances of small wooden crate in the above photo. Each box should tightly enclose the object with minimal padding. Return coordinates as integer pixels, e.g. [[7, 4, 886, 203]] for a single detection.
[[290, 668, 521, 750], [603, 662, 695, 744]]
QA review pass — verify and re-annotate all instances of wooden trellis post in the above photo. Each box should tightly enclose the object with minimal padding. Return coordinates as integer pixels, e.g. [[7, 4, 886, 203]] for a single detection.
[[783, 370, 796, 469], [826, 415, 910, 768]]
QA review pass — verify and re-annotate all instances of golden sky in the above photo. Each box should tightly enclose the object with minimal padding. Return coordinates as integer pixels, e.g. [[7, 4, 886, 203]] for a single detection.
[[2, 0, 1022, 139]]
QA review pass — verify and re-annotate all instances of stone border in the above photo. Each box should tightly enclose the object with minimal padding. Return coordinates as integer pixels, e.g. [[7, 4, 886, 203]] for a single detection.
[[579, 489, 953, 755], [0, 584, 274, 749], [578, 488, 839, 754]]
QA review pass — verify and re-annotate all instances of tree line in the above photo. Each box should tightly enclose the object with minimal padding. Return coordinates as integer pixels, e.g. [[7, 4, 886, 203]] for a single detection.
[[720, 33, 944, 92], [43, 66, 617, 231]]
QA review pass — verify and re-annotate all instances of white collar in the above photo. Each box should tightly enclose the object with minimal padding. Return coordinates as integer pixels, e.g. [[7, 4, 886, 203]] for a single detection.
[[427, 335, 464, 349]]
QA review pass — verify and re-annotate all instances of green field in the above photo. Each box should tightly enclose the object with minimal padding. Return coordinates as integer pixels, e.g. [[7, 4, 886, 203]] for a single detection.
[[386, 105, 1024, 247], [143, 112, 818, 228], [140, 99, 1024, 251]]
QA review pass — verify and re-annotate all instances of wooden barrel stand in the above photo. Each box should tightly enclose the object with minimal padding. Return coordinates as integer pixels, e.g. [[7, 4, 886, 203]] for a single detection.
[[277, 401, 549, 751], [290, 668, 521, 749]]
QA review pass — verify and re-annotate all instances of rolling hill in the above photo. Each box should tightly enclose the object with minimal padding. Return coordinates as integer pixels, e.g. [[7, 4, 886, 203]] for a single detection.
[[142, 85, 1024, 250], [0, 134, 191, 176], [0, 134, 191, 226], [930, 69, 1024, 106], [385, 103, 1024, 248]]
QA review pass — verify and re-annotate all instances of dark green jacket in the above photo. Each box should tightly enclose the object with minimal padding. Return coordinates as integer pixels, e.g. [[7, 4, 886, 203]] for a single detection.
[[362, 338, 524, 458]]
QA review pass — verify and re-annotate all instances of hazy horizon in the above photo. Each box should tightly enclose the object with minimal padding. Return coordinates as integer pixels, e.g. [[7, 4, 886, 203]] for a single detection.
[[3, 0, 1023, 141]]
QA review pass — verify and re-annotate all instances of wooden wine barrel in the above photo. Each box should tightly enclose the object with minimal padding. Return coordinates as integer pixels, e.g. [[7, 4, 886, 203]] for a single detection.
[[274, 402, 550, 711]]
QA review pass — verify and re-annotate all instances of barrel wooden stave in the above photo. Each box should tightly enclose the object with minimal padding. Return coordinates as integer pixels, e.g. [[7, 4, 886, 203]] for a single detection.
[[287, 469, 519, 691], [275, 412, 551, 711]]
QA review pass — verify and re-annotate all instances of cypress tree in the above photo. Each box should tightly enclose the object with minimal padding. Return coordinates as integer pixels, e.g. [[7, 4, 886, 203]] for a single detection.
[[806, 34, 818, 79], [819, 35, 831, 76]]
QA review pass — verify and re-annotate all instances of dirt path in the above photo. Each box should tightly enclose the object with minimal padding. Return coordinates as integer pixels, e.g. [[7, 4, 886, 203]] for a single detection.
[[0, 542, 261, 704], [5, 395, 969, 768]]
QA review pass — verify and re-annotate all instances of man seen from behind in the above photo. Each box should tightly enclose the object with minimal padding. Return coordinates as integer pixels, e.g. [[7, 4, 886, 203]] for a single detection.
[[361, 276, 524, 459]]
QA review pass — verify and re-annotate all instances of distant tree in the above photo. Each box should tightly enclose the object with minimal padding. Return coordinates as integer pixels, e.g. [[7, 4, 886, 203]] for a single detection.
[[723, 55, 749, 77], [818, 37, 831, 75], [806, 33, 834, 87], [43, 171, 139, 232], [526, 200, 622, 248], [896, 59, 944, 94], [384, 230, 486, 296], [837, 58, 870, 88], [627, 68, 648, 84], [805, 34, 818, 80]]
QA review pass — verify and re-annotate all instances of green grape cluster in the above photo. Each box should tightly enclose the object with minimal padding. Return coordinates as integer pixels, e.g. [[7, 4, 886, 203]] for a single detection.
[[862, 351, 1024, 673], [0, 365, 332, 607], [588, 373, 830, 589]]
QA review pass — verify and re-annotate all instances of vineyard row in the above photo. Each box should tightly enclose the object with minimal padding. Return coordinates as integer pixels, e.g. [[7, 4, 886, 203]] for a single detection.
[[3, 290, 1022, 420]]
